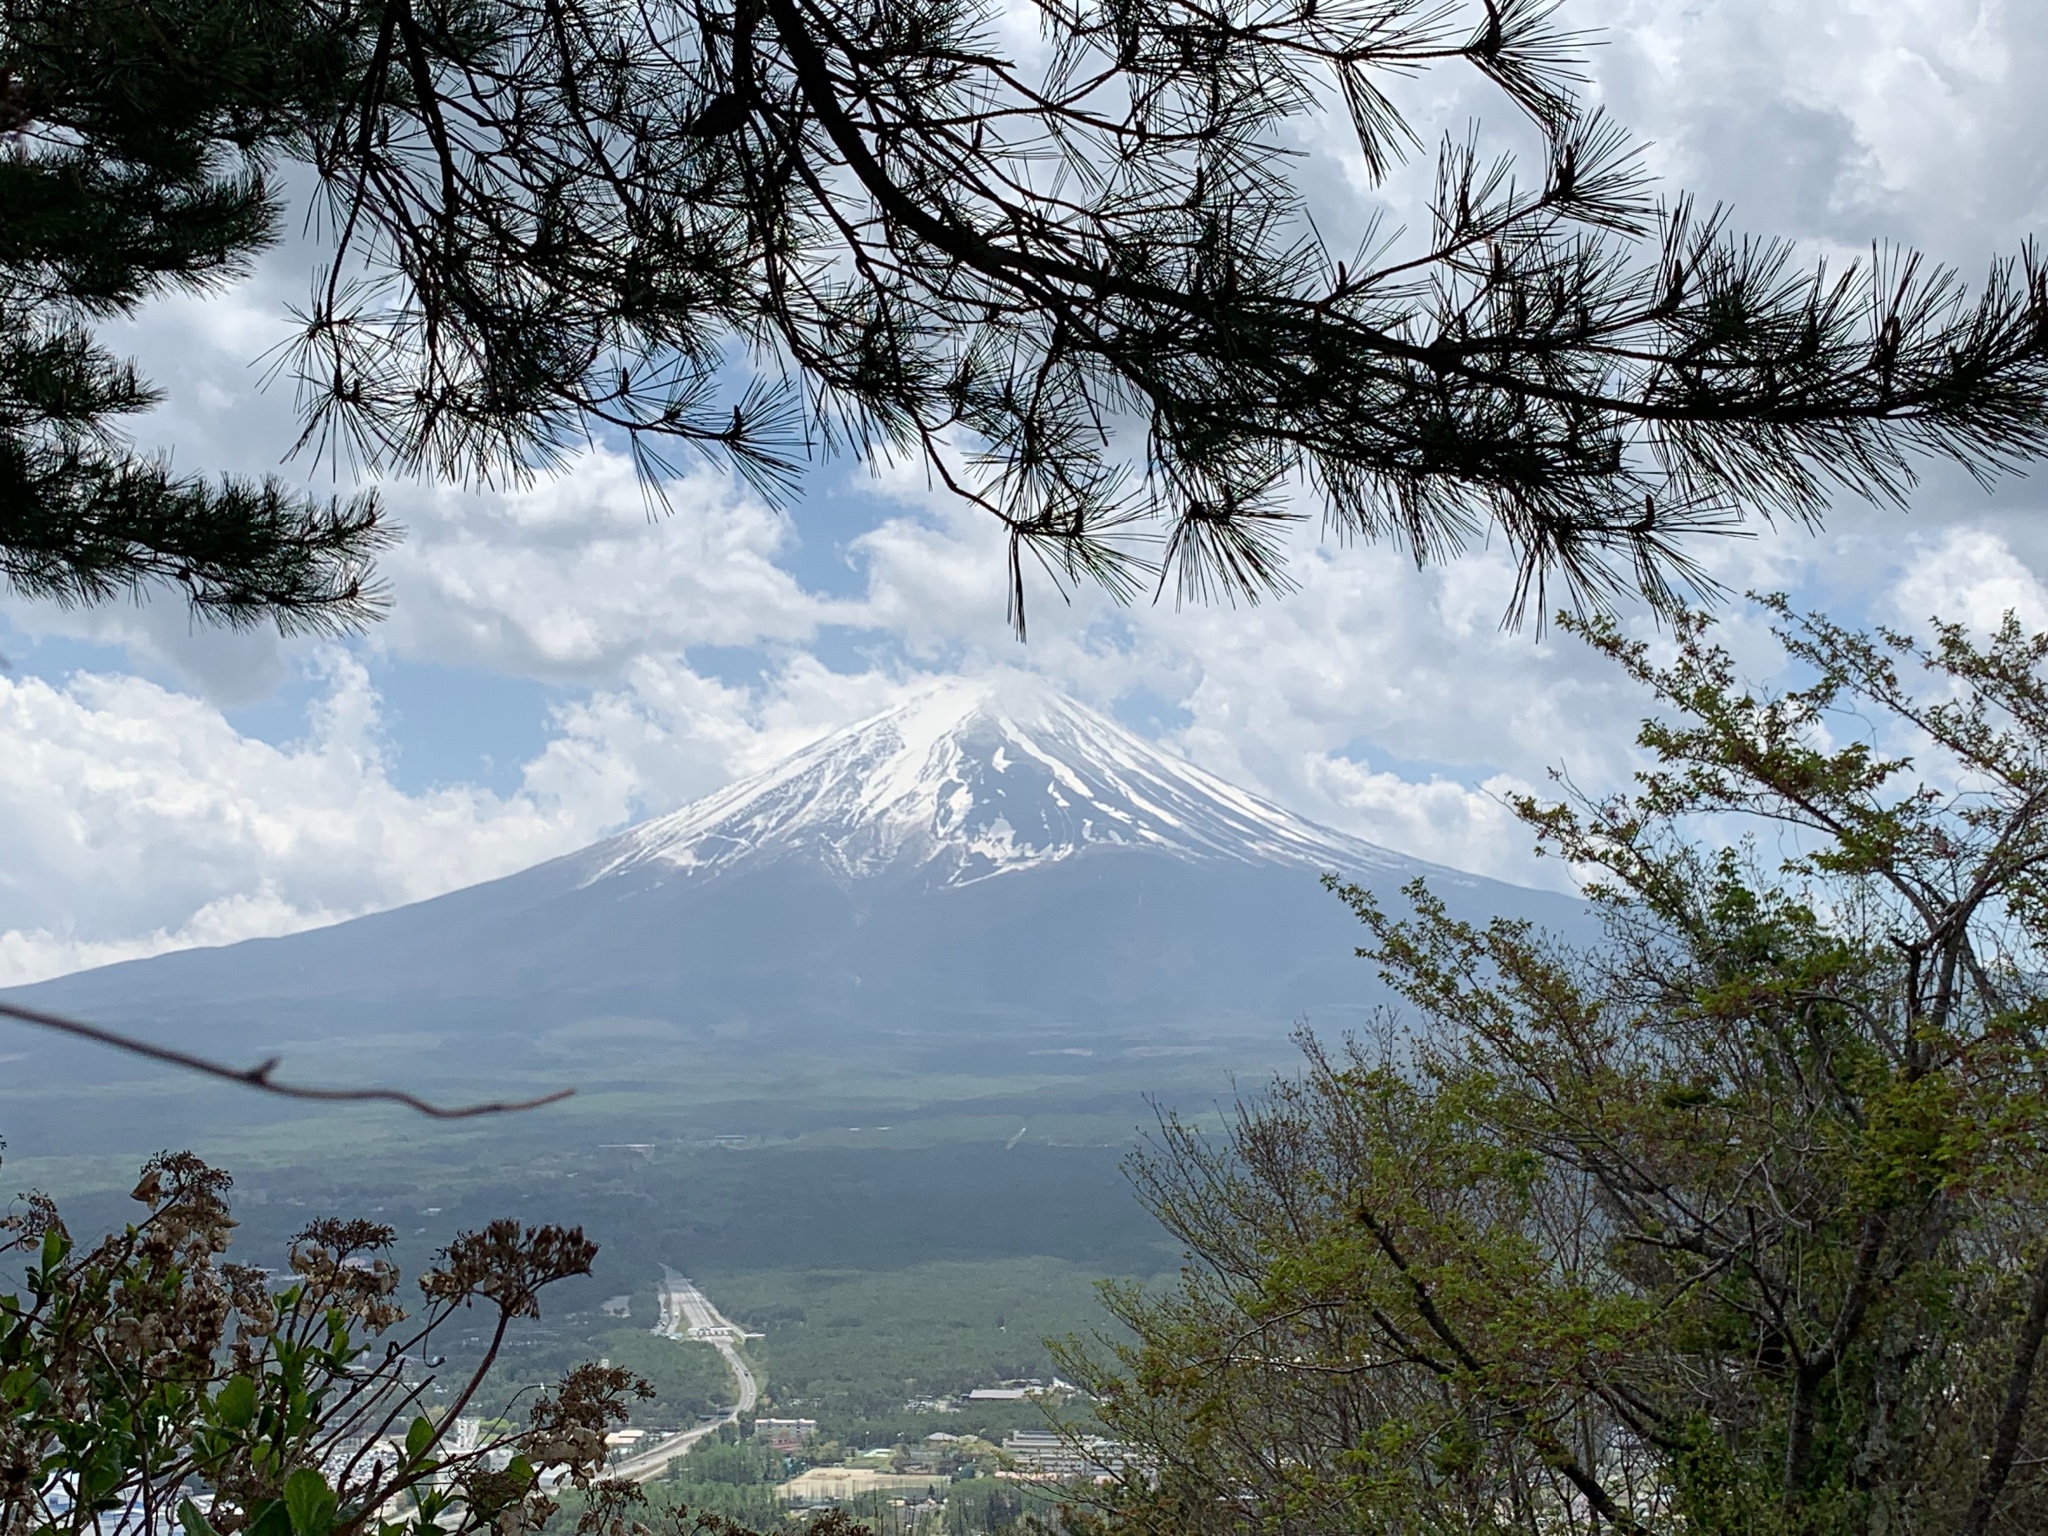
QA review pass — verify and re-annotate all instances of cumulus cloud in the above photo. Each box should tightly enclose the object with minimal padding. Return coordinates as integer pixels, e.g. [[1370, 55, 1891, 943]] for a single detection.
[[519, 651, 928, 825], [373, 452, 835, 677], [1305, 759, 1551, 886], [0, 656, 584, 983], [1889, 527, 2048, 636], [1583, 0, 2045, 255], [0, 636, 976, 984]]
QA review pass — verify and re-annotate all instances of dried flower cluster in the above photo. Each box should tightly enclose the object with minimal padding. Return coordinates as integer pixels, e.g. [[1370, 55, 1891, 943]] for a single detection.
[[0, 1148, 661, 1536]]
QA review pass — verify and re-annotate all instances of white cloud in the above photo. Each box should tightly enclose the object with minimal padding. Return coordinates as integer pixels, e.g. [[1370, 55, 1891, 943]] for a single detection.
[[1889, 526, 2048, 636], [1585, 0, 2046, 255], [0, 639, 962, 985], [374, 452, 835, 677], [1306, 760, 1552, 887], [0, 886, 351, 992], [519, 650, 924, 825], [0, 656, 586, 983], [0, 446, 836, 696]]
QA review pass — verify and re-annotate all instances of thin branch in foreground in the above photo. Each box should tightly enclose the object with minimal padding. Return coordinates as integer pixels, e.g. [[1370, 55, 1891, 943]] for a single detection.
[[0, 999, 575, 1118]]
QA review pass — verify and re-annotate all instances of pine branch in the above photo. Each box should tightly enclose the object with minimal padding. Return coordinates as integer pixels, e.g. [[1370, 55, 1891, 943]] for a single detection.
[[281, 0, 2048, 628]]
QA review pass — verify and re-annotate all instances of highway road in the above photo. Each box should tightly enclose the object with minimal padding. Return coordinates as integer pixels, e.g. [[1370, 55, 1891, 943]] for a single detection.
[[609, 1269, 762, 1483]]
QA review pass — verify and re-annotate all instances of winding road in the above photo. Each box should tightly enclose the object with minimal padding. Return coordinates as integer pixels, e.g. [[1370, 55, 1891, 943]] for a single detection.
[[609, 1269, 762, 1483]]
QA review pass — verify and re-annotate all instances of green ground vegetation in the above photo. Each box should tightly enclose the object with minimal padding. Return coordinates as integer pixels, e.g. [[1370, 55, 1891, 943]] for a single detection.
[[722, 1258, 1124, 1418], [438, 1256, 1129, 1441], [940, 1478, 1071, 1536], [637, 1435, 790, 1527], [471, 1321, 740, 1425], [618, 1434, 1070, 1536], [6, 1131, 1173, 1447]]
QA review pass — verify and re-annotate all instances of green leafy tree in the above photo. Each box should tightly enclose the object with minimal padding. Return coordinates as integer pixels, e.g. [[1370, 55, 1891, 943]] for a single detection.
[[1061, 603, 2048, 1533], [0, 0, 387, 630]]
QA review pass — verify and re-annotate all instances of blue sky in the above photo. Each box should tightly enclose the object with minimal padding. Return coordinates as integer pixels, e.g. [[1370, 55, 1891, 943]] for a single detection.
[[0, 0, 2043, 982]]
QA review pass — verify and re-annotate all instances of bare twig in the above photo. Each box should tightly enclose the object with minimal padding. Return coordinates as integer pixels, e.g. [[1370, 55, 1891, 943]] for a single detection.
[[0, 999, 574, 1118], [1962, 1241, 2048, 1536]]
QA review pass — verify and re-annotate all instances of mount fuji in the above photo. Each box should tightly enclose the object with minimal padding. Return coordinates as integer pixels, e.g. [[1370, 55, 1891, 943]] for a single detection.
[[2, 679, 1586, 1152], [588, 675, 1414, 888]]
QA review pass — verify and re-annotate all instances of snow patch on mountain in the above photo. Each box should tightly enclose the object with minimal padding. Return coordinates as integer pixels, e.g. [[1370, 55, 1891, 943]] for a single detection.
[[584, 676, 1412, 887]]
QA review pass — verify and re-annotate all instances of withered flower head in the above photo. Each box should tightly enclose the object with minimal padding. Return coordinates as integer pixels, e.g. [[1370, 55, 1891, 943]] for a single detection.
[[133, 1151, 236, 1255], [222, 1262, 280, 1338], [420, 1221, 597, 1319], [289, 1219, 404, 1329], [524, 1363, 653, 1482], [134, 1150, 233, 1209], [292, 1216, 397, 1255], [1, 1188, 64, 1246]]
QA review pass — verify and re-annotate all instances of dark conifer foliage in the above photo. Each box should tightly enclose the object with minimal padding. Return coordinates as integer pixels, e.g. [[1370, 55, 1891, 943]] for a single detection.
[[12, 0, 2048, 630], [290, 0, 2048, 626], [0, 0, 389, 629]]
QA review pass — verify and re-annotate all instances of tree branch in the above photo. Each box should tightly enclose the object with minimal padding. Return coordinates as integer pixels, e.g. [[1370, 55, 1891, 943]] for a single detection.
[[1960, 1242, 2048, 1536], [0, 999, 574, 1118], [1353, 1206, 1654, 1536]]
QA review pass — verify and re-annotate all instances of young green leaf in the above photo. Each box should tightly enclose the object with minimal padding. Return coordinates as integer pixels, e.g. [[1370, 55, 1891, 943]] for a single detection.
[[212, 1374, 258, 1430], [283, 1467, 338, 1536]]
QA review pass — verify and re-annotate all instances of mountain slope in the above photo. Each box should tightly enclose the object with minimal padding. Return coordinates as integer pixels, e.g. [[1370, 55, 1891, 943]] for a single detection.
[[586, 676, 1406, 887], [0, 680, 1586, 1156]]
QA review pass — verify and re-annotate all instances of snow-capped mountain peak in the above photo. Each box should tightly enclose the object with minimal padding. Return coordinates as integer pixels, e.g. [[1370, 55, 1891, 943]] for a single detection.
[[585, 675, 1408, 888]]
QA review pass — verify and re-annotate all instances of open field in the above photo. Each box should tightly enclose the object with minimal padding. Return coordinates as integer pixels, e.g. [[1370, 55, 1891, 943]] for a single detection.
[[0, 1012, 1288, 1196], [6, 1116, 1183, 1454]]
